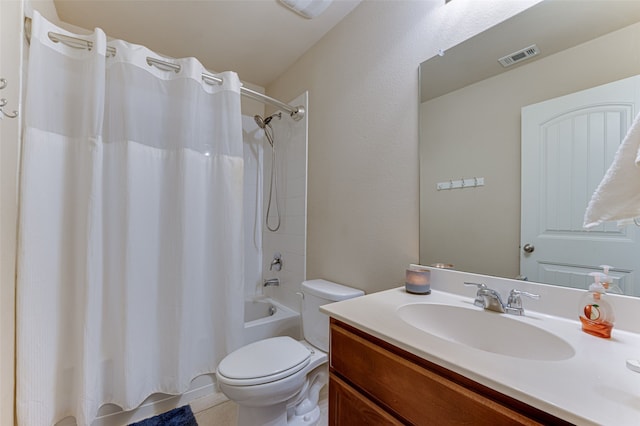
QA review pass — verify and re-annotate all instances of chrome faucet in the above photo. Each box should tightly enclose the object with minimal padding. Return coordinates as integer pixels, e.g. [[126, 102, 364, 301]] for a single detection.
[[263, 278, 280, 287], [478, 287, 507, 313], [464, 282, 539, 315]]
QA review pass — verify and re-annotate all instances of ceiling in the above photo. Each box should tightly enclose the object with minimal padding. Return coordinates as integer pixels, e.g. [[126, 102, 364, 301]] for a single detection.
[[420, 0, 640, 102], [53, 0, 361, 88]]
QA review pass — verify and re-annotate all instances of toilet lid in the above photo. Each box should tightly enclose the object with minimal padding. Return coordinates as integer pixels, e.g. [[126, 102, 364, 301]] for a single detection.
[[217, 336, 311, 386]]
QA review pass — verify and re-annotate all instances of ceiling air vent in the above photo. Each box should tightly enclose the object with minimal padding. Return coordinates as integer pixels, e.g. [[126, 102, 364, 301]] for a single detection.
[[498, 44, 540, 68]]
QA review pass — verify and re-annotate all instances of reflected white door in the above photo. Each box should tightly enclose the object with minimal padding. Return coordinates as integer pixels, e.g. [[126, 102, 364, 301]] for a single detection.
[[521, 75, 640, 296]]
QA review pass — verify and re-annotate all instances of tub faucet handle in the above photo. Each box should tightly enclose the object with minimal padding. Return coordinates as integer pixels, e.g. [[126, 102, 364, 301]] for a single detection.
[[270, 252, 282, 271]]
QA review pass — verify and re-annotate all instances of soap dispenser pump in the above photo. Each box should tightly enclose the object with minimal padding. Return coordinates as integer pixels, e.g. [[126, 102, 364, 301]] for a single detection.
[[599, 264, 623, 294], [579, 272, 615, 338]]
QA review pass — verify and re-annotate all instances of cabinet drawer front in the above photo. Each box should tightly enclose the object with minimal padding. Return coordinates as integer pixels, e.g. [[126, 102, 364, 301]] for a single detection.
[[329, 374, 404, 425], [330, 321, 543, 426]]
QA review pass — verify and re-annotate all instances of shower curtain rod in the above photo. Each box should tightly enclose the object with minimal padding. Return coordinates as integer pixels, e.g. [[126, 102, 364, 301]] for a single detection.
[[23, 17, 305, 121]]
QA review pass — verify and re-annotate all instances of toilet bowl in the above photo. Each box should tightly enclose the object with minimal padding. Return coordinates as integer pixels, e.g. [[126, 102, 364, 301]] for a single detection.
[[216, 279, 364, 426]]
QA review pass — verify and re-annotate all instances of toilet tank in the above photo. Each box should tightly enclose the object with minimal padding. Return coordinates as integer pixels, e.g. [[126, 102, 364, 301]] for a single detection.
[[301, 279, 364, 352]]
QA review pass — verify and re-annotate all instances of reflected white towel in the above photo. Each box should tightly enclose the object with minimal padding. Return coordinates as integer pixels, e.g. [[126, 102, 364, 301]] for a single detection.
[[584, 112, 640, 228]]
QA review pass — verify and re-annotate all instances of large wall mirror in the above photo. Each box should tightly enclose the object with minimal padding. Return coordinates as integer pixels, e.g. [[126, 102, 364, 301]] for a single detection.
[[419, 0, 640, 296]]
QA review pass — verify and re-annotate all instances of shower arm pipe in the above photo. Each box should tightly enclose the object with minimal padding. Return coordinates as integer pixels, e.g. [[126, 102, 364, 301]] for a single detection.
[[23, 17, 305, 122]]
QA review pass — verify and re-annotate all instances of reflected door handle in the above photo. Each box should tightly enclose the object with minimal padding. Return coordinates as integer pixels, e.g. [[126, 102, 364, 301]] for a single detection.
[[523, 243, 535, 253]]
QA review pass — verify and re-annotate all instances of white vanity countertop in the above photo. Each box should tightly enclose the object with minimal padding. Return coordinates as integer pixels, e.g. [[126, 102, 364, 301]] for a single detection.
[[321, 285, 640, 426]]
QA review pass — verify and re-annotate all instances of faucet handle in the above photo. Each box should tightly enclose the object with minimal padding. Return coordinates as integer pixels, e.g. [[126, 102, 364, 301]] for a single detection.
[[464, 282, 487, 307], [270, 252, 283, 271], [506, 289, 540, 315], [509, 289, 540, 300], [464, 282, 486, 289]]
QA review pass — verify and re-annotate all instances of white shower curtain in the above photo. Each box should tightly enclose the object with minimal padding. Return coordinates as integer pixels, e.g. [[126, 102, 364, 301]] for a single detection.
[[17, 12, 244, 425]]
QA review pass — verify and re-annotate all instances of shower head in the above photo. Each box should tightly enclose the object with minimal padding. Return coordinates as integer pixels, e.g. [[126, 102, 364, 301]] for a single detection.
[[254, 112, 282, 129], [254, 115, 267, 129]]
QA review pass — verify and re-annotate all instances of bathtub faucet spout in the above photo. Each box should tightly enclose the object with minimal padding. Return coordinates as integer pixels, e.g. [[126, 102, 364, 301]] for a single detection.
[[263, 278, 280, 287]]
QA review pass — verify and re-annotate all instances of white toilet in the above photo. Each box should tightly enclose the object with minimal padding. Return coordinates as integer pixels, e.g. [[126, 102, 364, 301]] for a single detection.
[[216, 279, 364, 426]]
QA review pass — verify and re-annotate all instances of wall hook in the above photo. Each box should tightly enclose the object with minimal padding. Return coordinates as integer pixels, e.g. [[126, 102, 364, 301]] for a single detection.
[[0, 78, 19, 119], [436, 177, 485, 191]]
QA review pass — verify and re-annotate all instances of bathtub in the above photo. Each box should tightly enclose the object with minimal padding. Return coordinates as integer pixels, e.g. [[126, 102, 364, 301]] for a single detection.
[[243, 298, 301, 345]]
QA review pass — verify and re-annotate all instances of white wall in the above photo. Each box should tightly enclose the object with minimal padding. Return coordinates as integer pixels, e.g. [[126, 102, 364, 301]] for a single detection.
[[266, 0, 541, 294], [0, 2, 59, 423], [0, 2, 24, 424]]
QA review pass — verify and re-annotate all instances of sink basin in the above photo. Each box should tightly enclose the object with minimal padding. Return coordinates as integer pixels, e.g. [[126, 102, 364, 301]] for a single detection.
[[396, 303, 575, 361]]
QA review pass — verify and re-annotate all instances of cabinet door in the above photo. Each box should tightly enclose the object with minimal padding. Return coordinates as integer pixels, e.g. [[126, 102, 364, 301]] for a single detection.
[[329, 374, 403, 426]]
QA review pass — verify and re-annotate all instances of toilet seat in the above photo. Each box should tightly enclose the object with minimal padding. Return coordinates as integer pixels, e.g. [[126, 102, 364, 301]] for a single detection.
[[217, 336, 311, 387]]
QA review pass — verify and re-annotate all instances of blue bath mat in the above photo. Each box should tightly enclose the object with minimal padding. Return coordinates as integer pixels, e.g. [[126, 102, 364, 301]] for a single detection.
[[129, 405, 198, 426]]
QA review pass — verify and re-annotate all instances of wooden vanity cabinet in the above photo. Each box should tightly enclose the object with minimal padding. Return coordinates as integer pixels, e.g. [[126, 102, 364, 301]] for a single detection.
[[328, 318, 573, 426]]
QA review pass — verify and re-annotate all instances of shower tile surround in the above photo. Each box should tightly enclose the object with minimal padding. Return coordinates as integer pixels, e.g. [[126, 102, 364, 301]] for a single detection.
[[260, 92, 309, 314], [242, 90, 308, 310], [243, 114, 265, 299]]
